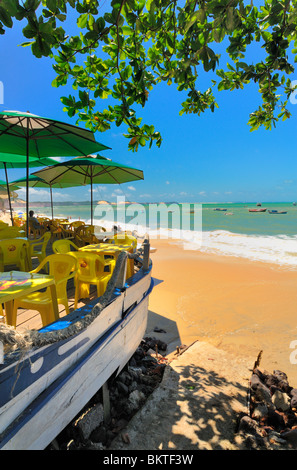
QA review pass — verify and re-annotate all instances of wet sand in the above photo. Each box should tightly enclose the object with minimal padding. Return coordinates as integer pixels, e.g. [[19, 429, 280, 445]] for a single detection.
[[148, 238, 297, 388]]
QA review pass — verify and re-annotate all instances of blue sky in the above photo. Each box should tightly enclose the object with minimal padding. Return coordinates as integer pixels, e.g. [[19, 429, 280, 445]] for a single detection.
[[0, 10, 297, 204]]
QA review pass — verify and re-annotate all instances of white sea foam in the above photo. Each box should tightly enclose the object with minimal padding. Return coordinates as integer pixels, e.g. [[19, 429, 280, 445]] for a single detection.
[[94, 218, 297, 269], [198, 230, 297, 268]]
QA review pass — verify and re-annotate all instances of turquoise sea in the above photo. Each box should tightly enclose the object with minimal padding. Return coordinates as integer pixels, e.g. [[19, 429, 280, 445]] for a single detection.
[[28, 201, 297, 268]]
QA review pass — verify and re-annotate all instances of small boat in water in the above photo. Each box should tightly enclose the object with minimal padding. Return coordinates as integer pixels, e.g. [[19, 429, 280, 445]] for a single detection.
[[248, 208, 267, 212], [268, 210, 287, 214], [213, 208, 227, 211]]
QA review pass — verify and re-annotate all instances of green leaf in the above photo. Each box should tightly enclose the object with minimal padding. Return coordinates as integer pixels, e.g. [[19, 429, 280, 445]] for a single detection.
[[77, 13, 88, 29]]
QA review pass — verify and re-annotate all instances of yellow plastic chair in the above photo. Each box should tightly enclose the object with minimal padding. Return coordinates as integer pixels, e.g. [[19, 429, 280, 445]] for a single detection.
[[68, 251, 115, 309], [69, 221, 85, 232], [0, 246, 3, 271], [29, 232, 51, 267], [27, 220, 47, 239], [0, 238, 30, 271], [52, 239, 79, 254], [12, 254, 78, 327], [74, 225, 99, 245], [110, 233, 137, 251], [108, 234, 137, 279], [0, 227, 25, 239]]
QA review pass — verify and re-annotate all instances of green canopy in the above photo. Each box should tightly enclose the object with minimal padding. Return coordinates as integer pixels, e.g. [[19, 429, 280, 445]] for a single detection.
[[0, 111, 110, 158], [34, 155, 144, 224], [0, 111, 110, 235], [10, 174, 75, 220], [0, 179, 20, 191], [0, 154, 60, 225]]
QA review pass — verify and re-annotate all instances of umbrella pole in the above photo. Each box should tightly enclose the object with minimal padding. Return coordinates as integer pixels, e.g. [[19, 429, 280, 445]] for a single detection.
[[4, 162, 14, 226], [50, 185, 54, 219], [91, 177, 93, 225], [26, 123, 29, 238]]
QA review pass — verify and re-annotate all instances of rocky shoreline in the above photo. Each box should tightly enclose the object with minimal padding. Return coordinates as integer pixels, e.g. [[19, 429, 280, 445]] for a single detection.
[[46, 336, 169, 450], [46, 336, 297, 451], [236, 365, 297, 450]]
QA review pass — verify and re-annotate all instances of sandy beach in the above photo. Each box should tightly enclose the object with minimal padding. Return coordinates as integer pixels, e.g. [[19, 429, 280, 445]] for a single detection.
[[2, 208, 297, 388], [148, 238, 297, 388]]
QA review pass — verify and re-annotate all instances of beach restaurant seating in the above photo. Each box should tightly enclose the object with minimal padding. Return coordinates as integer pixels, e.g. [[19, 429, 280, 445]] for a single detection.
[[109, 233, 137, 251], [68, 220, 85, 232], [13, 216, 24, 227], [74, 224, 99, 246], [52, 239, 79, 254], [12, 254, 78, 328], [49, 220, 73, 239], [68, 251, 115, 309], [0, 226, 25, 239], [0, 238, 30, 272], [29, 232, 51, 269]]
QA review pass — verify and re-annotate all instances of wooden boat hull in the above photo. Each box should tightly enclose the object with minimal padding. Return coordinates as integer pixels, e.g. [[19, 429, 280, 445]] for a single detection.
[[0, 262, 153, 450], [268, 211, 287, 214], [248, 209, 267, 212]]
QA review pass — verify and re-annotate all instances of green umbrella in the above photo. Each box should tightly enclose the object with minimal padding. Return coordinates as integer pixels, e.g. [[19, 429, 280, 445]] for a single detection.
[[0, 154, 60, 225], [0, 110, 110, 235], [33, 155, 144, 225], [0, 179, 20, 191], [10, 174, 75, 220]]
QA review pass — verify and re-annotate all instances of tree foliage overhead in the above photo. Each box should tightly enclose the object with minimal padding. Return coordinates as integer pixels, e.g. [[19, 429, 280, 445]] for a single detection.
[[1, 0, 297, 150]]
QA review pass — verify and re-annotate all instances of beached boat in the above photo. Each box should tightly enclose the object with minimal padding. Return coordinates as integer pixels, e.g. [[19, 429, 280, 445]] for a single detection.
[[248, 208, 267, 212], [0, 241, 153, 450], [268, 210, 287, 214]]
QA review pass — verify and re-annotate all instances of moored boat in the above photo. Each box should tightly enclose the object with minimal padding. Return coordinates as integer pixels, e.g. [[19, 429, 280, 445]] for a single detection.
[[248, 208, 267, 212], [0, 241, 153, 450], [213, 208, 227, 211], [268, 210, 287, 214]]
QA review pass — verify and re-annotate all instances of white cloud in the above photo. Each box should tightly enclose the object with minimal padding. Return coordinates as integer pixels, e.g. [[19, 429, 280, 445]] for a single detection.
[[128, 186, 136, 191], [16, 187, 71, 202], [166, 181, 170, 185]]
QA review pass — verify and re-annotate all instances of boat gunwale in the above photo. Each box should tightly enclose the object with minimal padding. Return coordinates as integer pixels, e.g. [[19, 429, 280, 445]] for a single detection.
[[0, 273, 153, 449]]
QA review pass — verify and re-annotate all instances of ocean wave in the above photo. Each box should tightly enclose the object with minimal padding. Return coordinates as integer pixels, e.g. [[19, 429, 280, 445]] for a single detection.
[[68, 213, 297, 269]]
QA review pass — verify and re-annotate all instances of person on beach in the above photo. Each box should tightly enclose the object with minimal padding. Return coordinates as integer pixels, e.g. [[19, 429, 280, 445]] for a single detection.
[[28, 210, 48, 231]]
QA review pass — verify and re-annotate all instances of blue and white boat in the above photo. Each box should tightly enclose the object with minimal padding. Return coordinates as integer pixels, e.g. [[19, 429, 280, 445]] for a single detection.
[[0, 242, 153, 450]]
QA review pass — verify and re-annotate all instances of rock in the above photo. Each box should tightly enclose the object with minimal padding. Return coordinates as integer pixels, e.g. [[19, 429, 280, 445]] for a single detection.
[[90, 425, 108, 445], [290, 389, 297, 409], [267, 409, 286, 431], [45, 337, 167, 450], [253, 381, 273, 405], [268, 431, 287, 445], [281, 429, 297, 448], [86, 441, 106, 450], [238, 415, 262, 435], [272, 390, 291, 412], [126, 390, 146, 413], [252, 403, 269, 421], [74, 403, 104, 441], [273, 370, 288, 382], [117, 381, 129, 395]]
